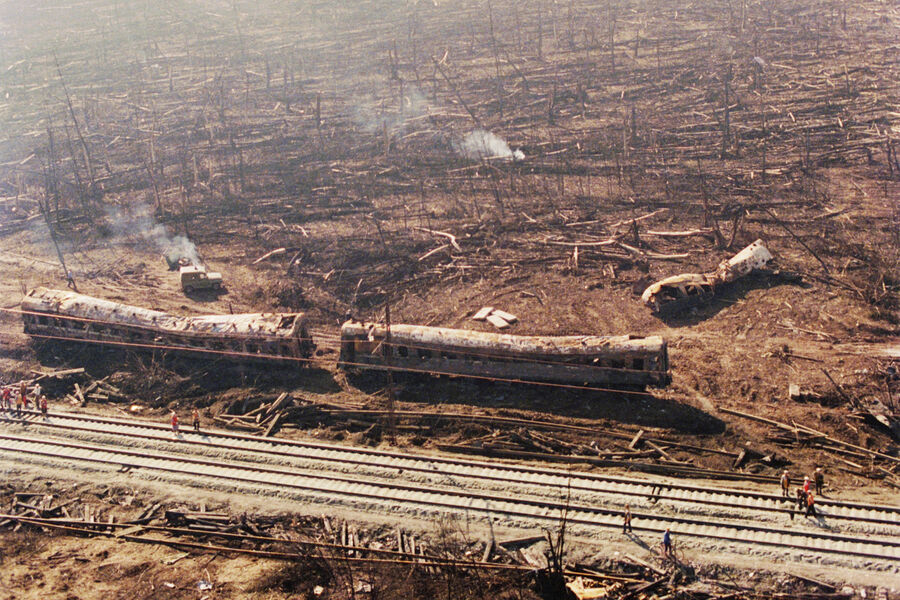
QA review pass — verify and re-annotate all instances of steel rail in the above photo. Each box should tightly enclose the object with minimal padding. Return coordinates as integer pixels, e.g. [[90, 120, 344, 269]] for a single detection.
[[11, 409, 900, 520], [7, 412, 897, 528], [0, 432, 898, 563]]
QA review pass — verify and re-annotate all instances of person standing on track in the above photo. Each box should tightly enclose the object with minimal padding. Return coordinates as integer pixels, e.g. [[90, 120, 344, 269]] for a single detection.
[[814, 467, 824, 495], [39, 395, 48, 419], [805, 490, 817, 517], [623, 504, 633, 534], [170, 411, 179, 437], [780, 470, 791, 498], [15, 388, 23, 417], [1, 386, 10, 412], [796, 487, 807, 513], [18, 381, 27, 413], [662, 528, 673, 558], [802, 475, 811, 495], [192, 408, 200, 432]]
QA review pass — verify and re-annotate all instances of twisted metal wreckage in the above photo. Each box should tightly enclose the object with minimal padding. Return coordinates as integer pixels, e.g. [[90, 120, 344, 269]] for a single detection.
[[641, 240, 774, 313]]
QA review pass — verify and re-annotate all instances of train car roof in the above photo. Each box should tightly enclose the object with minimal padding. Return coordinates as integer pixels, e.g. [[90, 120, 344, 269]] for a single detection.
[[341, 320, 666, 357], [23, 288, 305, 337]]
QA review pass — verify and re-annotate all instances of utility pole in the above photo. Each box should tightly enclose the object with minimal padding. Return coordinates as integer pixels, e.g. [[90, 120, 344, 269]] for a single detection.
[[383, 304, 397, 443]]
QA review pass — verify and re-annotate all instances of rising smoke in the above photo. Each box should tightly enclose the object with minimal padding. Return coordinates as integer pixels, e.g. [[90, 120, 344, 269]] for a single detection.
[[353, 87, 430, 135], [107, 204, 200, 266], [456, 129, 524, 161]]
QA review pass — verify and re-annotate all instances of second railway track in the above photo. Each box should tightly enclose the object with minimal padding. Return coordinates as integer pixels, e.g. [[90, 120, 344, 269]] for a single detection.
[[4, 409, 900, 532], [1, 409, 899, 569]]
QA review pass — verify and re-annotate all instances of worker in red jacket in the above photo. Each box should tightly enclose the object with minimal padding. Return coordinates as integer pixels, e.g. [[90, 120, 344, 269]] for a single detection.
[[806, 491, 817, 517], [170, 411, 179, 437]]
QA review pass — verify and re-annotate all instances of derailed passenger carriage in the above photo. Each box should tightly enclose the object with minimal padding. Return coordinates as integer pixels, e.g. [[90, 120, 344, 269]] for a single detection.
[[338, 321, 670, 388], [21, 287, 315, 363]]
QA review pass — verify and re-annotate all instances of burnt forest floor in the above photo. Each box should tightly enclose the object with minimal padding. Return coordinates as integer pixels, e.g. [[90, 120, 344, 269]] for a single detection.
[[0, 0, 898, 597]]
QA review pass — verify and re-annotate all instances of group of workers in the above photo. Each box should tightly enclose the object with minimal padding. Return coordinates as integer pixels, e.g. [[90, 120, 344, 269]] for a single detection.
[[1, 381, 48, 418], [170, 408, 201, 436], [781, 468, 825, 518], [619, 466, 829, 561]]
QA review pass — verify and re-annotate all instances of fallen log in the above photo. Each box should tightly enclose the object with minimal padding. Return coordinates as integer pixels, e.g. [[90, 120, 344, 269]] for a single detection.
[[644, 229, 714, 238], [264, 412, 284, 437], [414, 227, 461, 251], [252, 247, 286, 264]]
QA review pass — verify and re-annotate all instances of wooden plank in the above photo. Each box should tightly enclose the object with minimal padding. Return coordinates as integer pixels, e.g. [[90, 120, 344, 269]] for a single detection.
[[497, 535, 545, 549], [481, 538, 493, 563], [628, 429, 644, 450], [485, 314, 510, 329], [646, 441, 683, 463], [491, 309, 518, 323], [114, 525, 145, 538], [263, 393, 290, 420], [264, 412, 283, 437], [472, 306, 494, 321], [622, 553, 667, 577], [30, 368, 85, 379]]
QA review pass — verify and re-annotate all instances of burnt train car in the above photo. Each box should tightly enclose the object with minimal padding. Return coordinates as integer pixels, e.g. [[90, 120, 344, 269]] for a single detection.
[[338, 321, 670, 388], [21, 287, 315, 363]]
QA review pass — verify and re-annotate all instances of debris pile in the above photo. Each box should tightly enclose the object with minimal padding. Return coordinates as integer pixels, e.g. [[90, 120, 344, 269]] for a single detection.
[[63, 375, 126, 406], [721, 408, 900, 488], [215, 393, 296, 436]]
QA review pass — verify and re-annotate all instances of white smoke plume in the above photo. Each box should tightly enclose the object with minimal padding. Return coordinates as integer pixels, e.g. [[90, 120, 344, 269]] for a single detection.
[[456, 130, 524, 161], [353, 86, 430, 136], [107, 204, 201, 267]]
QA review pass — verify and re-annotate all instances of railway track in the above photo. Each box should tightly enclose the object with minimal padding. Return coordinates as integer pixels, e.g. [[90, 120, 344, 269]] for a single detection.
[[1, 411, 899, 566], [0, 429, 898, 565], [5, 409, 900, 533]]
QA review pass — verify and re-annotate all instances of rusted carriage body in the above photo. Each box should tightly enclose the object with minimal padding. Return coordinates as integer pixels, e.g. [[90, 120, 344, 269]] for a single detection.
[[338, 321, 670, 388], [21, 287, 314, 363]]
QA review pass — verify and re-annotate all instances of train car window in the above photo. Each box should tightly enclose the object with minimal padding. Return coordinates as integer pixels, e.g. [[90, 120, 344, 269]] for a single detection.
[[417, 349, 431, 359], [37, 316, 49, 325], [610, 360, 625, 369], [632, 358, 644, 370], [440, 352, 455, 360], [397, 346, 408, 357]]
